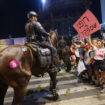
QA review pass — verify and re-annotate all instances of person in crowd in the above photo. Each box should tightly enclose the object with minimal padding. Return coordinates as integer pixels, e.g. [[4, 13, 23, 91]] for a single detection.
[[86, 38, 98, 84], [72, 40, 86, 82], [88, 36, 105, 92], [83, 42, 94, 83], [73, 41, 85, 66], [70, 44, 76, 69]]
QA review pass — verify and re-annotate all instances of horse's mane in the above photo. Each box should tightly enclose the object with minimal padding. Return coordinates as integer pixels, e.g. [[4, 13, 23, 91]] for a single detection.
[[49, 30, 58, 48]]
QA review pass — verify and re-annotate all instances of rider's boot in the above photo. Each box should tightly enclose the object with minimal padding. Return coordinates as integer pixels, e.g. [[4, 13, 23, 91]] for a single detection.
[[50, 64, 60, 73], [52, 56, 61, 72]]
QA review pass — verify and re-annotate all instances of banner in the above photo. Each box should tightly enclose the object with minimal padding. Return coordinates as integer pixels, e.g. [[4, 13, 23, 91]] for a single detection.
[[77, 60, 87, 76], [72, 34, 80, 43], [73, 10, 101, 39]]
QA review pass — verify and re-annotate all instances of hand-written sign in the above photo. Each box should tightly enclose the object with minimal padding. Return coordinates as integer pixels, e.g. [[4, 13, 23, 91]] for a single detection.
[[73, 10, 101, 39]]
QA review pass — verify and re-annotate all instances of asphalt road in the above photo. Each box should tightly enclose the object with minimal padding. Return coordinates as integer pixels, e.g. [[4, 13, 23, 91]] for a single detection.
[[4, 69, 105, 105]]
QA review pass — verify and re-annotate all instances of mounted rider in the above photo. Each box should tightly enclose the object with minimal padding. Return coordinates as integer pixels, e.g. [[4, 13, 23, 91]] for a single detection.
[[25, 11, 58, 70]]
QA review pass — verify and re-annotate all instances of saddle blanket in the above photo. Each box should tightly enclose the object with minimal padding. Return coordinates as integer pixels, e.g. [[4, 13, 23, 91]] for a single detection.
[[25, 43, 52, 68]]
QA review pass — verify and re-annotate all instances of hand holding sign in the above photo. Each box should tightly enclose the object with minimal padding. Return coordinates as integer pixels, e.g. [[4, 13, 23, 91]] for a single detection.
[[73, 10, 101, 39], [72, 34, 80, 43]]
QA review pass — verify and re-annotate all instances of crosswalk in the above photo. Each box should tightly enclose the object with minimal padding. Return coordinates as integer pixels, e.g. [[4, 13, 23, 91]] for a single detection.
[[4, 70, 105, 105]]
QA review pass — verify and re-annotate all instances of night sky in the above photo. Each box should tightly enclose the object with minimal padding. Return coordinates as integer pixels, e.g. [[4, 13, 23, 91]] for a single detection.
[[0, 0, 102, 39], [0, 0, 39, 39], [90, 0, 102, 23]]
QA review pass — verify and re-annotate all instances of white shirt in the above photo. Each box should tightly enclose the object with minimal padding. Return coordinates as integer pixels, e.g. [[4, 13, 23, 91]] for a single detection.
[[93, 46, 105, 60], [75, 47, 80, 57]]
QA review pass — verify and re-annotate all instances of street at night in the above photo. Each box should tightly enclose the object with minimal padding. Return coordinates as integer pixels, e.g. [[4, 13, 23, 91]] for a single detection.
[[0, 0, 105, 105], [4, 69, 105, 105]]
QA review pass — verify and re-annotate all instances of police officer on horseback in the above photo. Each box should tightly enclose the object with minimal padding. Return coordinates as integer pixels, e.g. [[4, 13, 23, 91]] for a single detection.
[[25, 11, 58, 71]]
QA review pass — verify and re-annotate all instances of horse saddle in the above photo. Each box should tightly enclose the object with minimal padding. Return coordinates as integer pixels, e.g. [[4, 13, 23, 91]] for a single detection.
[[26, 42, 52, 68]]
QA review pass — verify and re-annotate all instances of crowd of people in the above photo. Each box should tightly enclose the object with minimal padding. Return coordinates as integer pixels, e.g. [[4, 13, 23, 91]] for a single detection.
[[25, 11, 105, 93], [58, 31, 105, 93]]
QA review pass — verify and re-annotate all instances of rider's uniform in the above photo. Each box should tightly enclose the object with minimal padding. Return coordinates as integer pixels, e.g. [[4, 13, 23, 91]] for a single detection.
[[25, 19, 57, 66]]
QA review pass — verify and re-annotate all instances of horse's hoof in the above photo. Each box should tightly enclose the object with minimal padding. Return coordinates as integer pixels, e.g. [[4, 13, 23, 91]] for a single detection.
[[25, 89, 34, 96], [66, 70, 70, 72], [53, 94, 59, 101], [49, 88, 52, 92], [66, 69, 70, 72]]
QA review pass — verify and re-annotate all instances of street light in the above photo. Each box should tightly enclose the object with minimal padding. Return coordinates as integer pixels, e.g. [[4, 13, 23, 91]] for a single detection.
[[41, 0, 46, 10], [42, 0, 46, 4]]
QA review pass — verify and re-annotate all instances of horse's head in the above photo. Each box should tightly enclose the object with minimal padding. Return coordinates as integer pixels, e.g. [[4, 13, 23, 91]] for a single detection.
[[49, 30, 58, 48], [49, 30, 60, 65]]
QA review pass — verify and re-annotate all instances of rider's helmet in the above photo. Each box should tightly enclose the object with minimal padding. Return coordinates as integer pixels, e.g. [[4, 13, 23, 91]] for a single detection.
[[27, 11, 38, 19]]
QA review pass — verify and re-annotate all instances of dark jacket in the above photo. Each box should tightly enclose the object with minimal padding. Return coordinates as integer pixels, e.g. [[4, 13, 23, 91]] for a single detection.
[[25, 19, 49, 42]]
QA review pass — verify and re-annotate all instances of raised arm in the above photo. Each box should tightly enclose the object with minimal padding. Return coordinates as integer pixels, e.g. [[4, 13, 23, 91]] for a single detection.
[[70, 45, 75, 53], [73, 40, 84, 48], [74, 43, 81, 48], [80, 40, 85, 47], [86, 36, 94, 48]]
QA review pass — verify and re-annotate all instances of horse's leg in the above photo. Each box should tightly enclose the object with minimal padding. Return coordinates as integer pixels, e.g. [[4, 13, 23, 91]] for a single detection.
[[12, 86, 27, 105], [66, 61, 71, 72], [63, 56, 71, 72], [48, 71, 59, 100], [0, 80, 8, 105]]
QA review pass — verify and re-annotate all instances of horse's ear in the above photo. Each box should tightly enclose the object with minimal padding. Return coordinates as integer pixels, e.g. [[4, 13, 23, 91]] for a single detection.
[[50, 29, 52, 32], [55, 29, 57, 32], [55, 29, 58, 36], [49, 30, 52, 35]]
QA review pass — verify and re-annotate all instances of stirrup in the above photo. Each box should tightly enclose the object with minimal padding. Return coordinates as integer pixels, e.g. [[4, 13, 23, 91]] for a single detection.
[[50, 66, 60, 73]]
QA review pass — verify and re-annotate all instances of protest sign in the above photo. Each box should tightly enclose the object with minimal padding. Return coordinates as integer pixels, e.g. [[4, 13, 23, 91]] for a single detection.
[[72, 34, 80, 43], [77, 60, 86, 76], [73, 10, 101, 39]]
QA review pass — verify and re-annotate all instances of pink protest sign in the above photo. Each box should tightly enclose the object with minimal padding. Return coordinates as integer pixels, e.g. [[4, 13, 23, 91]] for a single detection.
[[73, 10, 101, 39]]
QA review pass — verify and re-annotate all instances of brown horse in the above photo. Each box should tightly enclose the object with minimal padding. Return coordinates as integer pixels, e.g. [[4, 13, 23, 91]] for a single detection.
[[0, 30, 59, 105], [49, 30, 58, 48], [49, 30, 60, 65]]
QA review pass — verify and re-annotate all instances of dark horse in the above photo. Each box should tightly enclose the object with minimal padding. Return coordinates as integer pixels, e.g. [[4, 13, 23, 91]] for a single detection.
[[60, 46, 71, 72], [0, 30, 59, 105], [57, 37, 71, 72]]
